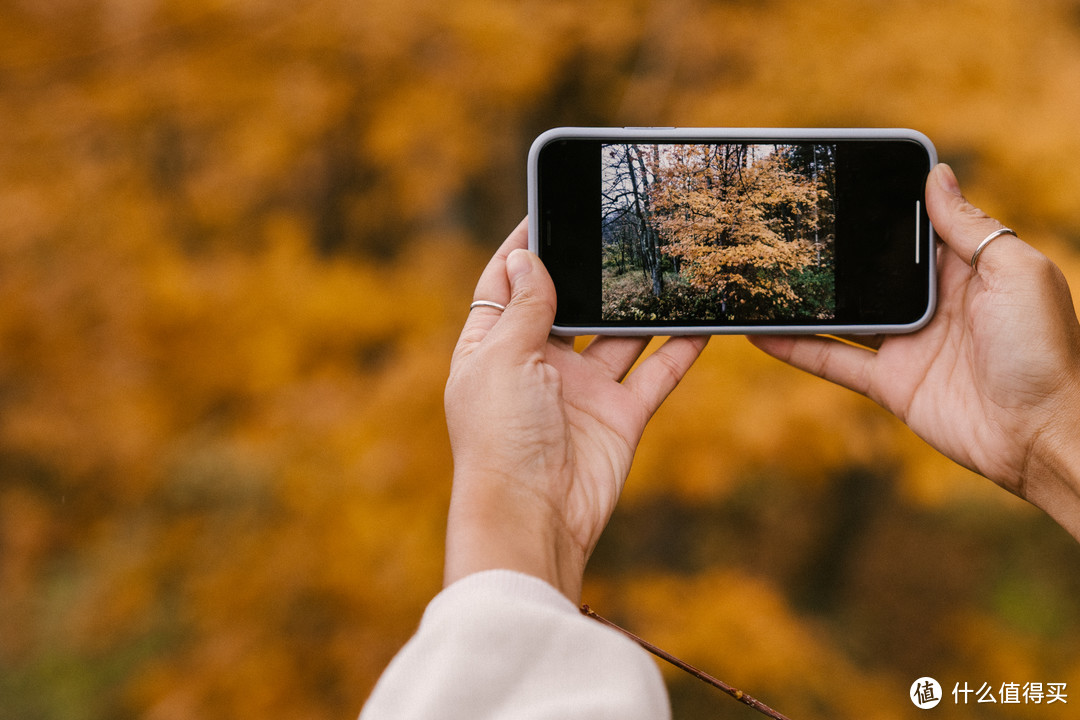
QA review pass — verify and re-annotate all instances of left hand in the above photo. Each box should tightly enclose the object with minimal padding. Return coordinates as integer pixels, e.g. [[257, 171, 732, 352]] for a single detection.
[[443, 219, 708, 601]]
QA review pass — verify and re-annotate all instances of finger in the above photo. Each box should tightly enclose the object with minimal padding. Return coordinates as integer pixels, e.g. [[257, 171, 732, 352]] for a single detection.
[[470, 217, 528, 306], [749, 334, 876, 397], [623, 335, 709, 415], [833, 333, 885, 351], [580, 335, 653, 381], [484, 248, 558, 356], [925, 164, 1025, 275], [458, 218, 529, 348]]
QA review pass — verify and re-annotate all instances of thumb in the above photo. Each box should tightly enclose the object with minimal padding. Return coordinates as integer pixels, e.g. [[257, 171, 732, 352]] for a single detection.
[[491, 248, 558, 352], [925, 163, 1023, 273]]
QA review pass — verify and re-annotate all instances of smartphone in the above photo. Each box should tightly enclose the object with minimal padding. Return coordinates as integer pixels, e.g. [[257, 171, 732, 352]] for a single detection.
[[527, 127, 937, 335]]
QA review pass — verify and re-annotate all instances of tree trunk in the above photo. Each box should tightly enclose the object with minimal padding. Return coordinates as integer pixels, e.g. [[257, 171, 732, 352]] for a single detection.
[[626, 145, 663, 298]]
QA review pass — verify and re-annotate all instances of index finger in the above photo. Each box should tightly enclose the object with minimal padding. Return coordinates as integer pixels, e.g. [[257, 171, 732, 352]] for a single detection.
[[749, 333, 876, 398], [623, 335, 710, 417]]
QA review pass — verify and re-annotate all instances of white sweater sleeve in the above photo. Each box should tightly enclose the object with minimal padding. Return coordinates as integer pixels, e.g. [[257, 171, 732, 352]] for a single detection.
[[359, 569, 671, 720]]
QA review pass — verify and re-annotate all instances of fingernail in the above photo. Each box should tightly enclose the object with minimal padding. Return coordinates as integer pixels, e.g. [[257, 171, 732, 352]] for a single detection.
[[936, 163, 962, 197], [506, 248, 533, 284]]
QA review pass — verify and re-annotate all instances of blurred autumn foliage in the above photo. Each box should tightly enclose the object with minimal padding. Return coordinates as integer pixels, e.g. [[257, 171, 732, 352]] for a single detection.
[[2, 1, 1080, 719]]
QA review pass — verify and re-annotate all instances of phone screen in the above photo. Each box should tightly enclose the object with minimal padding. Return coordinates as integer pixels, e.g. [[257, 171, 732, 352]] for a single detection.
[[530, 130, 935, 334]]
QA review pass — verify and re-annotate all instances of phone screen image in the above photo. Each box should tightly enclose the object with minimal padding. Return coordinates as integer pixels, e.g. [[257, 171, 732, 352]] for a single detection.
[[529, 128, 936, 335], [601, 142, 837, 325]]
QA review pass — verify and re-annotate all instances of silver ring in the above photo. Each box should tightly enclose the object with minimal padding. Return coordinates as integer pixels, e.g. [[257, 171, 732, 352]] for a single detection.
[[470, 300, 506, 312], [970, 227, 1017, 270]]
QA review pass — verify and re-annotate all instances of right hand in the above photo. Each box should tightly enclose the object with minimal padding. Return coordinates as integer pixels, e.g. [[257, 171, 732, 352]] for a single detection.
[[752, 164, 1080, 538]]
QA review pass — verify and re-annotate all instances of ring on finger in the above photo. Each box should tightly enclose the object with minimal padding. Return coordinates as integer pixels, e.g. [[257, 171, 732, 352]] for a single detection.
[[970, 227, 1018, 270], [470, 300, 507, 312]]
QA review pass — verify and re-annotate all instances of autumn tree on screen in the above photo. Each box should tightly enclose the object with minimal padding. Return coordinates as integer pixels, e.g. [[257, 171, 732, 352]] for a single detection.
[[602, 143, 835, 321]]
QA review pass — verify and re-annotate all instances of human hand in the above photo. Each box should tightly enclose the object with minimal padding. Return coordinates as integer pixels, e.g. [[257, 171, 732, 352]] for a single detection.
[[443, 219, 708, 601], [752, 164, 1080, 538]]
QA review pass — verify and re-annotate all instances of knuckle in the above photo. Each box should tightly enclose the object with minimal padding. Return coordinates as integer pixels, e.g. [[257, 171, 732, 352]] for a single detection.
[[509, 285, 556, 315], [958, 201, 994, 224]]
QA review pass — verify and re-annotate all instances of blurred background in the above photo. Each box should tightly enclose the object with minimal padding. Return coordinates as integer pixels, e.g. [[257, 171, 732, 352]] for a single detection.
[[2, 0, 1080, 718]]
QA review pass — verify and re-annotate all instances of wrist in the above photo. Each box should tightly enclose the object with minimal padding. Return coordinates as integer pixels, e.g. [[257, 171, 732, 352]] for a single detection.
[[443, 474, 587, 602], [1023, 384, 1080, 540]]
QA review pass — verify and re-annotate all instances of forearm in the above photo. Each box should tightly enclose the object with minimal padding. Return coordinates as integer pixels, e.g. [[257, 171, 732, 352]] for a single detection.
[[443, 476, 588, 602]]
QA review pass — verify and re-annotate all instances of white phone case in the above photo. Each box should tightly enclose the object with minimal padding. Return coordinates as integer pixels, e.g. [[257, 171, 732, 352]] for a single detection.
[[527, 126, 937, 336]]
